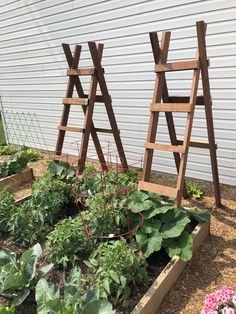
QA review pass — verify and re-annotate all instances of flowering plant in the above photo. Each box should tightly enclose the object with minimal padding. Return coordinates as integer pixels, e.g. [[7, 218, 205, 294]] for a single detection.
[[201, 286, 236, 314]]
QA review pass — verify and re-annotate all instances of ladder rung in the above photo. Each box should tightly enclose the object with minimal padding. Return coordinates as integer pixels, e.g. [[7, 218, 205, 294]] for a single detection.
[[145, 142, 185, 153], [95, 127, 118, 134], [138, 181, 178, 198], [84, 94, 107, 103], [155, 60, 199, 72], [58, 126, 118, 134], [58, 126, 84, 132], [150, 103, 192, 112], [169, 96, 205, 106], [67, 68, 96, 75], [177, 140, 217, 149], [63, 98, 88, 105]]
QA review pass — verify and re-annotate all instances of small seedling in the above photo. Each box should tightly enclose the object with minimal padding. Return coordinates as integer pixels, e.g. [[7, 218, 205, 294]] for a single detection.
[[186, 182, 204, 200]]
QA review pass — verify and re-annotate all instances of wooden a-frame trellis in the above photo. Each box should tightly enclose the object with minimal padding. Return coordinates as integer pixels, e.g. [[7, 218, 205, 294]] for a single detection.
[[139, 20, 221, 207], [54, 42, 128, 174]]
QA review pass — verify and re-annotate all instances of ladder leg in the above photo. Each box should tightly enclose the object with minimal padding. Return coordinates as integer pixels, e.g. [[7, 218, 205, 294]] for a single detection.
[[88, 42, 128, 171], [63, 44, 108, 172], [176, 66, 200, 206], [162, 78, 188, 198], [165, 111, 188, 198], [142, 32, 171, 182], [78, 45, 103, 174], [73, 80, 108, 172], [196, 21, 221, 207], [55, 45, 82, 156]]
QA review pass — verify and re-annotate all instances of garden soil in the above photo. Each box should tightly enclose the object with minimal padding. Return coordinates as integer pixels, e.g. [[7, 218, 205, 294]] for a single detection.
[[11, 158, 236, 314]]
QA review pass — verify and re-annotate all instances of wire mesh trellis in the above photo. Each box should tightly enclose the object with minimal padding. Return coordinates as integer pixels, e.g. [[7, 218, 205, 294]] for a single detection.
[[0, 108, 49, 154]]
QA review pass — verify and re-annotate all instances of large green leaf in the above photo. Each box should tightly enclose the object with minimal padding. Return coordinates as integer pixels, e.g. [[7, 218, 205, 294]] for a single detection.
[[35, 278, 60, 304], [38, 263, 54, 279], [20, 243, 42, 281], [0, 249, 17, 269], [160, 208, 190, 239], [81, 289, 100, 307], [64, 266, 81, 306], [143, 204, 174, 220], [12, 288, 30, 306], [136, 227, 162, 258], [2, 273, 26, 291], [163, 231, 193, 261], [81, 300, 115, 314], [182, 208, 210, 222], [128, 191, 155, 212]]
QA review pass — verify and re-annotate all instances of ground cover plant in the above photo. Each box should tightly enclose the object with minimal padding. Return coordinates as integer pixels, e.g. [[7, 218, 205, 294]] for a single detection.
[[0, 161, 210, 313]]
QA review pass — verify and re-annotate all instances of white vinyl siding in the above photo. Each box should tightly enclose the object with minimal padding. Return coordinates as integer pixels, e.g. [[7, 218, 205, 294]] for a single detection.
[[0, 0, 235, 185]]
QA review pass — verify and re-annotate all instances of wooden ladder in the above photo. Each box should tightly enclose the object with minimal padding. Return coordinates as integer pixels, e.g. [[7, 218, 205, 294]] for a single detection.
[[54, 42, 128, 174], [139, 21, 221, 207]]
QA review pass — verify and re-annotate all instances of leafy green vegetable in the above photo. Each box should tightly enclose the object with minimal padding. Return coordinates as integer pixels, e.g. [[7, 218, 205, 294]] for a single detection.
[[0, 146, 18, 156], [160, 208, 190, 239], [186, 182, 204, 199], [47, 161, 75, 182], [163, 230, 193, 261], [182, 208, 210, 223], [35, 267, 115, 314], [0, 150, 28, 178], [135, 220, 162, 257], [0, 244, 53, 306]]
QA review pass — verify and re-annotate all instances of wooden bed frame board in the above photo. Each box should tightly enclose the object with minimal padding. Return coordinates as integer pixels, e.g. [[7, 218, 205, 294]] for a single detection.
[[0, 168, 34, 191]]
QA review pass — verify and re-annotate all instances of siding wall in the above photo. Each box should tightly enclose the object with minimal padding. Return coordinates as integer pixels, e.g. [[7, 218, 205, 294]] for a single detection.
[[0, 0, 235, 185]]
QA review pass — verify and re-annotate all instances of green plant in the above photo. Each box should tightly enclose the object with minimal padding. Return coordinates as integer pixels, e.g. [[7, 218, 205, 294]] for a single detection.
[[20, 146, 43, 162], [0, 188, 17, 235], [0, 243, 53, 306], [31, 177, 69, 224], [187, 182, 204, 199], [47, 161, 75, 182], [0, 150, 28, 178], [6, 177, 69, 246], [46, 214, 93, 267], [0, 304, 15, 314], [36, 267, 115, 314], [83, 239, 149, 302], [127, 190, 209, 261], [0, 146, 18, 156], [7, 200, 44, 246]]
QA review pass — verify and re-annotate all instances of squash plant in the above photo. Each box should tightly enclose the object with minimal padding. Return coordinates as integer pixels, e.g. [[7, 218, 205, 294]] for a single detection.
[[36, 267, 115, 314], [127, 190, 210, 261], [0, 243, 53, 306]]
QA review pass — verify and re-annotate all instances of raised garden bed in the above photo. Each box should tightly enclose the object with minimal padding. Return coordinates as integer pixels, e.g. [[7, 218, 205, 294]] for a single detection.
[[0, 163, 211, 314], [132, 219, 210, 313], [0, 168, 34, 191]]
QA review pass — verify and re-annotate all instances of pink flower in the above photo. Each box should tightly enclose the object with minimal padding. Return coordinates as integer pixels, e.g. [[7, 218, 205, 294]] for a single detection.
[[222, 307, 234, 314], [201, 286, 236, 314]]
